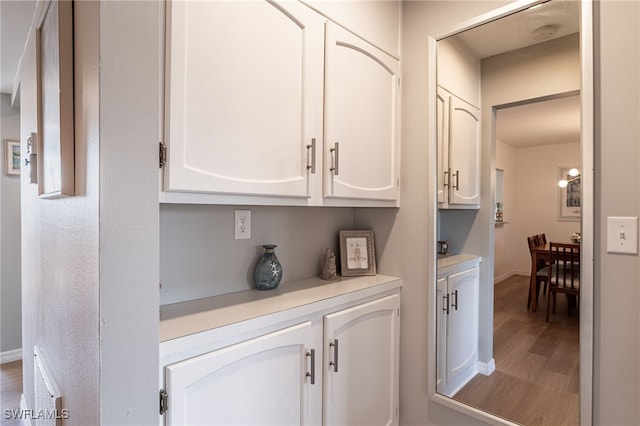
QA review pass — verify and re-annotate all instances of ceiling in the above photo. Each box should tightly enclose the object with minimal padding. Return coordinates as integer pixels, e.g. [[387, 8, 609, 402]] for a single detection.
[[1, 0, 37, 96], [455, 0, 580, 60], [450, 0, 581, 148], [496, 94, 581, 148]]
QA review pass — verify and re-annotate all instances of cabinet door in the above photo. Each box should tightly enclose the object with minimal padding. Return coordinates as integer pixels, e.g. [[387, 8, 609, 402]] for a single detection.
[[164, 322, 321, 425], [436, 88, 450, 205], [323, 24, 400, 202], [164, 0, 324, 198], [446, 267, 479, 388], [448, 97, 480, 206], [323, 294, 400, 426], [435, 276, 447, 393]]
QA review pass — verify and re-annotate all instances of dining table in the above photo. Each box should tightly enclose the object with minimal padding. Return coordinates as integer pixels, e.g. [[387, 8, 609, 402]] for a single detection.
[[529, 242, 580, 312]]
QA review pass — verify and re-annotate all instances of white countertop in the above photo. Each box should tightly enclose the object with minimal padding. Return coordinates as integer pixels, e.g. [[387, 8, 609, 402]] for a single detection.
[[437, 253, 481, 269], [160, 274, 402, 342]]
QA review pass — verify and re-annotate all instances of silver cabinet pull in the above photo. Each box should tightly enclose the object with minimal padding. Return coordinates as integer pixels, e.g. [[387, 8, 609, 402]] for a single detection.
[[453, 170, 460, 190], [330, 142, 339, 176], [451, 290, 458, 310], [306, 349, 316, 384], [329, 339, 339, 372], [443, 169, 450, 188], [443, 294, 450, 315], [306, 138, 316, 174]]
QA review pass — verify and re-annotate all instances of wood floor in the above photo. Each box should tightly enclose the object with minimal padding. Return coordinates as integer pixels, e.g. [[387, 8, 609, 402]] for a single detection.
[[453, 274, 579, 426], [0, 360, 22, 426]]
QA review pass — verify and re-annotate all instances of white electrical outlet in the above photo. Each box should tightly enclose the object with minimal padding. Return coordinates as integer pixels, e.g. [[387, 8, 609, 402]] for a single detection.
[[234, 210, 251, 240]]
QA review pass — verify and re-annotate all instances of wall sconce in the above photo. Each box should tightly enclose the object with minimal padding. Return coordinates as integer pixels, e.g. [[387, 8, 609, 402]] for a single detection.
[[558, 168, 580, 188]]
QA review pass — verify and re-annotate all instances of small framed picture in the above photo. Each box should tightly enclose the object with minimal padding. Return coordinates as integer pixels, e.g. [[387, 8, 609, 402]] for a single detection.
[[5, 140, 20, 176], [558, 166, 580, 222], [339, 230, 376, 276]]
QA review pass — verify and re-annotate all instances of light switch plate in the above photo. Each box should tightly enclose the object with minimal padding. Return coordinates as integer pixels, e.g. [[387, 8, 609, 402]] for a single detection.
[[607, 216, 638, 254]]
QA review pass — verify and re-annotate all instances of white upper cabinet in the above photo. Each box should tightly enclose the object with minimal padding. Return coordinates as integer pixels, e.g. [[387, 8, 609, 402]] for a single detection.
[[437, 34, 481, 209], [437, 86, 481, 208], [300, 0, 401, 57], [162, 1, 401, 207], [323, 23, 400, 202], [163, 0, 324, 199]]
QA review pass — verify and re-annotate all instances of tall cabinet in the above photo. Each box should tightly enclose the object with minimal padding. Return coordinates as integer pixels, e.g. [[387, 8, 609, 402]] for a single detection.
[[161, 0, 401, 207]]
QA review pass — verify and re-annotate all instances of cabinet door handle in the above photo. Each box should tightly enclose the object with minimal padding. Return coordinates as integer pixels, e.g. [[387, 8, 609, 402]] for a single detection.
[[329, 339, 339, 372], [306, 138, 316, 174], [443, 169, 450, 188], [306, 349, 316, 384], [453, 170, 460, 190], [451, 290, 458, 310], [443, 294, 450, 315], [330, 142, 339, 176]]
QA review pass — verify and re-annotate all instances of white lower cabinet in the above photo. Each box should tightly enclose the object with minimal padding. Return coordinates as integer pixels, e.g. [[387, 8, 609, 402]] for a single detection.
[[323, 295, 400, 426], [160, 279, 400, 425], [436, 256, 480, 397], [164, 321, 320, 425]]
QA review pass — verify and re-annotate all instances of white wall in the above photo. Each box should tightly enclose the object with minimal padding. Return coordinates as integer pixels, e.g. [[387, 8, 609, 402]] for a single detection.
[[494, 139, 516, 282], [494, 139, 581, 278], [19, 2, 160, 424], [19, 2, 100, 421], [1, 93, 21, 358], [594, 2, 640, 424], [513, 142, 581, 272]]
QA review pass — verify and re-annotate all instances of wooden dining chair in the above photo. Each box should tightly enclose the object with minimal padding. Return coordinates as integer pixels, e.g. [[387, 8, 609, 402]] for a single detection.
[[535, 233, 547, 246], [546, 242, 580, 322], [527, 236, 548, 309]]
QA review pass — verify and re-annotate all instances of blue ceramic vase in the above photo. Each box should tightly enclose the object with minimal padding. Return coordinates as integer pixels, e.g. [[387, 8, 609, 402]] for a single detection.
[[254, 244, 283, 290]]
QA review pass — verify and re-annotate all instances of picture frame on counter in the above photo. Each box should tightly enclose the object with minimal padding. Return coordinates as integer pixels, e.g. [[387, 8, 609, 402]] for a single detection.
[[4, 140, 20, 176], [339, 230, 376, 276]]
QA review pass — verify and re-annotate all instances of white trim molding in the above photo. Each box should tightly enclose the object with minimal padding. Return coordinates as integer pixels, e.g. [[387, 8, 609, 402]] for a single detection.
[[0, 348, 22, 364]]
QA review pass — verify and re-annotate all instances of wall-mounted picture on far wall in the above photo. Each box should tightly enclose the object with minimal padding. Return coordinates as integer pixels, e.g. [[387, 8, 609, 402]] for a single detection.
[[558, 166, 580, 222], [4, 140, 20, 176]]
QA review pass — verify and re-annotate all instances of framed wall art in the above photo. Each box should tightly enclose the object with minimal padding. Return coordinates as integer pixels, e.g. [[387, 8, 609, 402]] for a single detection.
[[4, 140, 20, 176], [558, 166, 581, 222], [36, 0, 74, 198], [339, 230, 376, 276]]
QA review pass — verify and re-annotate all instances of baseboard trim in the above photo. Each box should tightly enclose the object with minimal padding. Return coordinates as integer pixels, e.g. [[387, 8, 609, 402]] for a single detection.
[[477, 358, 496, 376], [0, 348, 22, 364], [494, 271, 529, 284]]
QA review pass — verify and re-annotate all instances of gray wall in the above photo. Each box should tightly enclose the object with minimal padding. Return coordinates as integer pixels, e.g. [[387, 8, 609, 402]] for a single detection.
[[1, 93, 21, 357], [19, 2, 160, 424], [160, 205, 355, 305]]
